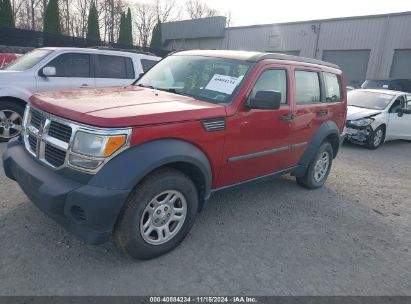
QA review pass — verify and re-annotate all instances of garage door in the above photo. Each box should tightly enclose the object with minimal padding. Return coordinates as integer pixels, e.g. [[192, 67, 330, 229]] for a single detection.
[[390, 49, 411, 78], [322, 50, 370, 87]]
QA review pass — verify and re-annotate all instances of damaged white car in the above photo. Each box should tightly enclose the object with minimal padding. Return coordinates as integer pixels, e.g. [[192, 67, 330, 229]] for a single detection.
[[345, 89, 411, 149]]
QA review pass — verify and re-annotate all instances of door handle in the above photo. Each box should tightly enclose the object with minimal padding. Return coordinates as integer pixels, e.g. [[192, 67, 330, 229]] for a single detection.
[[80, 83, 89, 88], [280, 113, 295, 121], [317, 109, 328, 117]]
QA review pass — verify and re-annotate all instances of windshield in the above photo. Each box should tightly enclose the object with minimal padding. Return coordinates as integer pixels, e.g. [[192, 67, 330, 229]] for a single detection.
[[4, 49, 52, 71], [136, 55, 252, 104], [348, 91, 394, 110]]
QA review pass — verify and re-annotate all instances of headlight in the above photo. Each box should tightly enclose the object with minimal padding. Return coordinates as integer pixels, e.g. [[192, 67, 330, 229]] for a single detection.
[[349, 118, 374, 127], [69, 131, 129, 170]]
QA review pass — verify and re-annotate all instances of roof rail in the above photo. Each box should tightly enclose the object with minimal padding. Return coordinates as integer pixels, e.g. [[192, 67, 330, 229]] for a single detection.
[[90, 46, 157, 56], [249, 52, 340, 69]]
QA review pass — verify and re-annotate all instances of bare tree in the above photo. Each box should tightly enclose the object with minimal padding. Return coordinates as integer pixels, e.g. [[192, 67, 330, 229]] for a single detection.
[[185, 0, 217, 19], [153, 0, 180, 23], [133, 2, 156, 47], [96, 0, 125, 43]]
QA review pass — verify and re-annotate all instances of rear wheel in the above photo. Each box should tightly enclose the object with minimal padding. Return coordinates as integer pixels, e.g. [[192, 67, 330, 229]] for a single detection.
[[296, 142, 333, 189], [0, 101, 24, 142], [114, 168, 199, 260], [366, 126, 385, 150]]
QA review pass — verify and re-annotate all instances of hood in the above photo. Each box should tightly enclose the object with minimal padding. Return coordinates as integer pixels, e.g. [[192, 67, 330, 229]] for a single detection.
[[347, 106, 382, 121], [29, 86, 227, 128]]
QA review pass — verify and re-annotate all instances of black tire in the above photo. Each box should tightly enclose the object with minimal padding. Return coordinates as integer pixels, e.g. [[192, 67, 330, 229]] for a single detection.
[[114, 168, 199, 260], [366, 126, 385, 150], [296, 142, 333, 189], [0, 101, 25, 142]]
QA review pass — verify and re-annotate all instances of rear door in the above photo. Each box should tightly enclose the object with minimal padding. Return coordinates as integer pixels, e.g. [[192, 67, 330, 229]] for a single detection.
[[387, 94, 411, 140], [289, 68, 345, 161], [94, 54, 135, 87], [36, 52, 95, 92]]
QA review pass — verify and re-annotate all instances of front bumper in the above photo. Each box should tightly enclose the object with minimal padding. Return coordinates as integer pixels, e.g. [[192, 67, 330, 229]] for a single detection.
[[2, 138, 130, 244], [344, 125, 373, 144]]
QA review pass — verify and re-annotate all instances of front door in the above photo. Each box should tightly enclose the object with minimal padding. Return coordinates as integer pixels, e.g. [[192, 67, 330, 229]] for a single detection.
[[36, 53, 95, 93], [218, 66, 295, 186], [387, 94, 411, 140]]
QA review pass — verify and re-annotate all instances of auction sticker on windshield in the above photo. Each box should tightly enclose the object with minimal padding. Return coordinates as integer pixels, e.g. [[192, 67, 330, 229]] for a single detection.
[[205, 74, 241, 95]]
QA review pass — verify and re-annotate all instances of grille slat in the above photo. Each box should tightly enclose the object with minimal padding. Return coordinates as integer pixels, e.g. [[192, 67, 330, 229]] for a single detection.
[[48, 121, 72, 143], [28, 134, 37, 152], [30, 110, 44, 129], [44, 144, 66, 167]]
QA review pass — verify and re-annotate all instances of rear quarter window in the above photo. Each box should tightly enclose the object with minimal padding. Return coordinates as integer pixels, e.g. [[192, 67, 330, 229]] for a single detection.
[[323, 72, 343, 102]]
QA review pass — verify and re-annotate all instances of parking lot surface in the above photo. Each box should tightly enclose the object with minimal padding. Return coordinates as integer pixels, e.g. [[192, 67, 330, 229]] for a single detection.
[[0, 141, 410, 296]]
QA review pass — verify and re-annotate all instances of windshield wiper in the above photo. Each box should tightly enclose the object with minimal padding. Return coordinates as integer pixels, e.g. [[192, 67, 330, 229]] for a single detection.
[[157, 88, 193, 98], [136, 83, 154, 89]]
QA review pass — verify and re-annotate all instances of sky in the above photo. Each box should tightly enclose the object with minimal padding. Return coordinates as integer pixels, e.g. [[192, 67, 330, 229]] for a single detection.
[[134, 0, 411, 26]]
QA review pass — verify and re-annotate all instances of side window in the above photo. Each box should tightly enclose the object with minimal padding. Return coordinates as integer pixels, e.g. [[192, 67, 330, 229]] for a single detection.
[[141, 59, 158, 73], [295, 70, 321, 105], [390, 95, 406, 113], [407, 95, 411, 109], [45, 53, 90, 77], [96, 55, 133, 79], [250, 69, 287, 104], [323, 72, 342, 102]]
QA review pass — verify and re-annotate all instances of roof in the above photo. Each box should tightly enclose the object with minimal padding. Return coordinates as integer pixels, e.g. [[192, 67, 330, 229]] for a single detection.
[[227, 11, 411, 30], [352, 89, 401, 95], [173, 50, 340, 69], [39, 47, 161, 59]]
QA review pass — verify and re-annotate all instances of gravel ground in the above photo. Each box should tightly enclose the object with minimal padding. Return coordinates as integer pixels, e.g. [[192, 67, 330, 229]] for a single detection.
[[0, 141, 410, 296]]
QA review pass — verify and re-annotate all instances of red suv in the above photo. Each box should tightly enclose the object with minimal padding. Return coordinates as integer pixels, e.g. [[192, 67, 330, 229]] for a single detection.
[[3, 50, 347, 259]]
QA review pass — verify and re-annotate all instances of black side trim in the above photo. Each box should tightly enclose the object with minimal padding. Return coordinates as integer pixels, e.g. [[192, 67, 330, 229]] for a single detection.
[[212, 166, 300, 194], [201, 117, 226, 132], [229, 142, 307, 163]]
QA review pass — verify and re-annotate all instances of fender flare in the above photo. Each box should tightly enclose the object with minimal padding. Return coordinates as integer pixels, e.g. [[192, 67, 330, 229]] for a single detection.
[[292, 120, 341, 177], [89, 139, 212, 207]]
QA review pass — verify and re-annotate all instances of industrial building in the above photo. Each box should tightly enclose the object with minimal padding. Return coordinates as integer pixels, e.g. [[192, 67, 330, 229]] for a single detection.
[[161, 12, 411, 86]]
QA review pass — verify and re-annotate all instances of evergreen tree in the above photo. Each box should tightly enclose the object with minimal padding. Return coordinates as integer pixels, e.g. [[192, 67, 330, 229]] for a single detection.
[[118, 12, 127, 44], [150, 19, 162, 49], [126, 8, 133, 45], [87, 1, 100, 41], [43, 0, 61, 34], [0, 0, 16, 28]]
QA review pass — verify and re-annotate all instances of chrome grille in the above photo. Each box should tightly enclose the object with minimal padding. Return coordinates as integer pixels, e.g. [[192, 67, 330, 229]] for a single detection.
[[28, 134, 37, 152], [23, 107, 72, 169], [48, 121, 72, 143], [45, 145, 66, 167], [30, 109, 44, 129]]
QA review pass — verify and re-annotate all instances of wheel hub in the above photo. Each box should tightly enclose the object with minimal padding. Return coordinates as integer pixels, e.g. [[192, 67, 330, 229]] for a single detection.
[[152, 205, 172, 227]]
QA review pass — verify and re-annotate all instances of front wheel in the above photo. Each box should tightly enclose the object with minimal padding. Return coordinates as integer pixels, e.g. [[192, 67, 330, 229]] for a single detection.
[[114, 168, 199, 260], [366, 126, 385, 150], [0, 101, 25, 142], [296, 142, 333, 189]]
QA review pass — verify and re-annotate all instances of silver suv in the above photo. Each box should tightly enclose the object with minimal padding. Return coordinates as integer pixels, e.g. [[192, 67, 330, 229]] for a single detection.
[[0, 47, 161, 141]]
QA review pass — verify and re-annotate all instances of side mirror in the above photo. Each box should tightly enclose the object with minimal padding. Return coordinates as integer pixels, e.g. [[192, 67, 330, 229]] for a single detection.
[[247, 90, 282, 110], [42, 66, 56, 77], [397, 108, 411, 117]]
